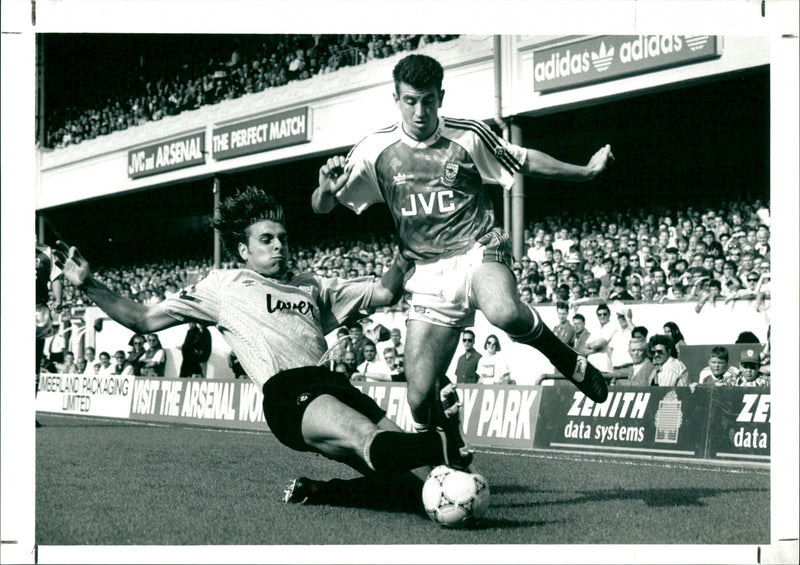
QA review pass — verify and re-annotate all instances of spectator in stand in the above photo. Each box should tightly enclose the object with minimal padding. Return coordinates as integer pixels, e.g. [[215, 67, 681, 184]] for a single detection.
[[725, 268, 769, 307], [95, 351, 114, 376], [737, 251, 757, 286], [123, 333, 147, 375], [694, 279, 722, 313], [112, 350, 127, 375], [627, 280, 643, 301], [572, 313, 590, 355], [454, 329, 481, 384], [348, 323, 370, 366], [229, 352, 248, 379], [40, 355, 58, 374], [75, 358, 88, 374], [620, 339, 654, 386], [662, 322, 686, 350], [648, 334, 688, 386], [48, 320, 70, 365], [610, 307, 634, 370], [608, 275, 633, 300], [327, 327, 354, 369], [734, 349, 769, 387], [631, 325, 649, 341], [339, 350, 358, 379], [179, 322, 212, 378], [82, 346, 97, 374], [388, 327, 404, 360], [552, 301, 575, 347], [58, 351, 78, 374], [584, 303, 616, 373], [353, 341, 392, 382], [381, 346, 405, 382], [140, 333, 167, 377], [46, 35, 462, 150], [533, 284, 550, 304], [476, 335, 511, 385], [694, 346, 739, 388]]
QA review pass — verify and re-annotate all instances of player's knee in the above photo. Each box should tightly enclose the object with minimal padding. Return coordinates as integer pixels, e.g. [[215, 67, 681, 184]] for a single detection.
[[482, 302, 527, 333], [406, 385, 428, 412]]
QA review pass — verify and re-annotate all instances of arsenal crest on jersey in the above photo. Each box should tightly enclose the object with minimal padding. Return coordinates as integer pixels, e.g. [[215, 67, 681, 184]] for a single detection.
[[441, 162, 459, 186]]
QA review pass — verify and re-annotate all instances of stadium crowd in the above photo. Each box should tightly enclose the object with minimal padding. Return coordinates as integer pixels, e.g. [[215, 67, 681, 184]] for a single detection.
[[40, 194, 771, 387], [47, 195, 771, 313], [44, 34, 459, 149]]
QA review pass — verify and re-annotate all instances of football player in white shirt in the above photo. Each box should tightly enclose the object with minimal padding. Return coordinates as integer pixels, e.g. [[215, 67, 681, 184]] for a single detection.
[[54, 187, 469, 508]]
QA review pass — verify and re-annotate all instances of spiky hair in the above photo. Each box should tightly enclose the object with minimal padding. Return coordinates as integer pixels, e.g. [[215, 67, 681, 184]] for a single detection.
[[210, 186, 285, 262]]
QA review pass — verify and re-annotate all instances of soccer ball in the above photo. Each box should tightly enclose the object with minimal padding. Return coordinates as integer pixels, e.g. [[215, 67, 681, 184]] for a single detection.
[[422, 465, 490, 528]]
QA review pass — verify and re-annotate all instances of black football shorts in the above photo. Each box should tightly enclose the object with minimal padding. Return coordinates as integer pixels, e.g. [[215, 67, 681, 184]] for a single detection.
[[262, 366, 386, 452]]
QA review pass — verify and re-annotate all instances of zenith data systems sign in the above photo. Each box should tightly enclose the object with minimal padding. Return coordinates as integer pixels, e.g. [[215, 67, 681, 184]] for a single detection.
[[533, 35, 722, 93]]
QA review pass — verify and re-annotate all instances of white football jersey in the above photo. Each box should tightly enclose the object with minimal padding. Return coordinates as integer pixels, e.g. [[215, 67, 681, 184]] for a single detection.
[[160, 269, 374, 388]]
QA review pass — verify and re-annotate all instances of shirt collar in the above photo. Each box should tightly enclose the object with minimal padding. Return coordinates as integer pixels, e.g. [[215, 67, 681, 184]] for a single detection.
[[399, 117, 444, 148]]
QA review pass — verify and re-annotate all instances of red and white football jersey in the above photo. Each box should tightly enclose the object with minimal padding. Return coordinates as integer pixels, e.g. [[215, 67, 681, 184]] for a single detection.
[[339, 117, 527, 262]]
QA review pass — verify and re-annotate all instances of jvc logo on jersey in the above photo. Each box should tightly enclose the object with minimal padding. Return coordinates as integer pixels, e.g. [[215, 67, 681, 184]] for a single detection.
[[399, 190, 456, 217], [266, 294, 314, 315]]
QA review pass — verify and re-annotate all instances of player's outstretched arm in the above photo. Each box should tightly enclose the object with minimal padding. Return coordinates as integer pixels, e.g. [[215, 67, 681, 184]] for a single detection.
[[53, 241, 182, 334], [311, 155, 352, 214], [523, 144, 614, 182], [368, 253, 414, 308]]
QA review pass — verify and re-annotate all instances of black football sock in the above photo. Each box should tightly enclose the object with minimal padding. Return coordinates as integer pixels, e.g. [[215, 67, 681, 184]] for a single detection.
[[367, 430, 444, 473], [508, 306, 579, 379], [311, 473, 424, 511]]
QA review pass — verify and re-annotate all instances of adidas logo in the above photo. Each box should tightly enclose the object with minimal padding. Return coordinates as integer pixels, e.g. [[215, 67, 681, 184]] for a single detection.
[[590, 42, 615, 72], [684, 35, 709, 52]]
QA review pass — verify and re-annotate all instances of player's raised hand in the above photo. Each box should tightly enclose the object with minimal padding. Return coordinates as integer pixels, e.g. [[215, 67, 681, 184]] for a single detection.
[[586, 144, 614, 178], [318, 155, 353, 198], [53, 241, 92, 288]]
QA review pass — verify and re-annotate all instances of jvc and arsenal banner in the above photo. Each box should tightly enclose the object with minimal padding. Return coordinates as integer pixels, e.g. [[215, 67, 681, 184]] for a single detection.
[[127, 132, 205, 178]]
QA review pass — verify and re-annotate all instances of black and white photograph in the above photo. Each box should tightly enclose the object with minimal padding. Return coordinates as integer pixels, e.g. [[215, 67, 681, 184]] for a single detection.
[[2, 1, 798, 564]]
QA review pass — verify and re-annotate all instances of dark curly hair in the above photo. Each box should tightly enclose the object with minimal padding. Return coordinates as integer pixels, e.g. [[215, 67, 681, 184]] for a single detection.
[[210, 186, 285, 262], [392, 54, 444, 93], [648, 334, 678, 359]]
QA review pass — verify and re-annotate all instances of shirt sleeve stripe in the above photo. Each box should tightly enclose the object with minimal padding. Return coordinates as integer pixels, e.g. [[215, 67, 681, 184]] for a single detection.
[[444, 117, 523, 173], [346, 123, 399, 161]]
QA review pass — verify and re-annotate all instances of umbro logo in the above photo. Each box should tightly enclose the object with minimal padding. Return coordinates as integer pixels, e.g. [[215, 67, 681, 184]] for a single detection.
[[242, 279, 255, 287], [393, 172, 409, 186], [572, 356, 587, 383]]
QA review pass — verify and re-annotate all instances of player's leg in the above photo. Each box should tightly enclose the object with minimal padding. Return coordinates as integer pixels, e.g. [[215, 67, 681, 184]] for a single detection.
[[283, 472, 424, 512], [300, 394, 454, 474], [403, 321, 472, 467], [471, 261, 608, 403], [285, 413, 429, 509], [403, 320, 461, 429]]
